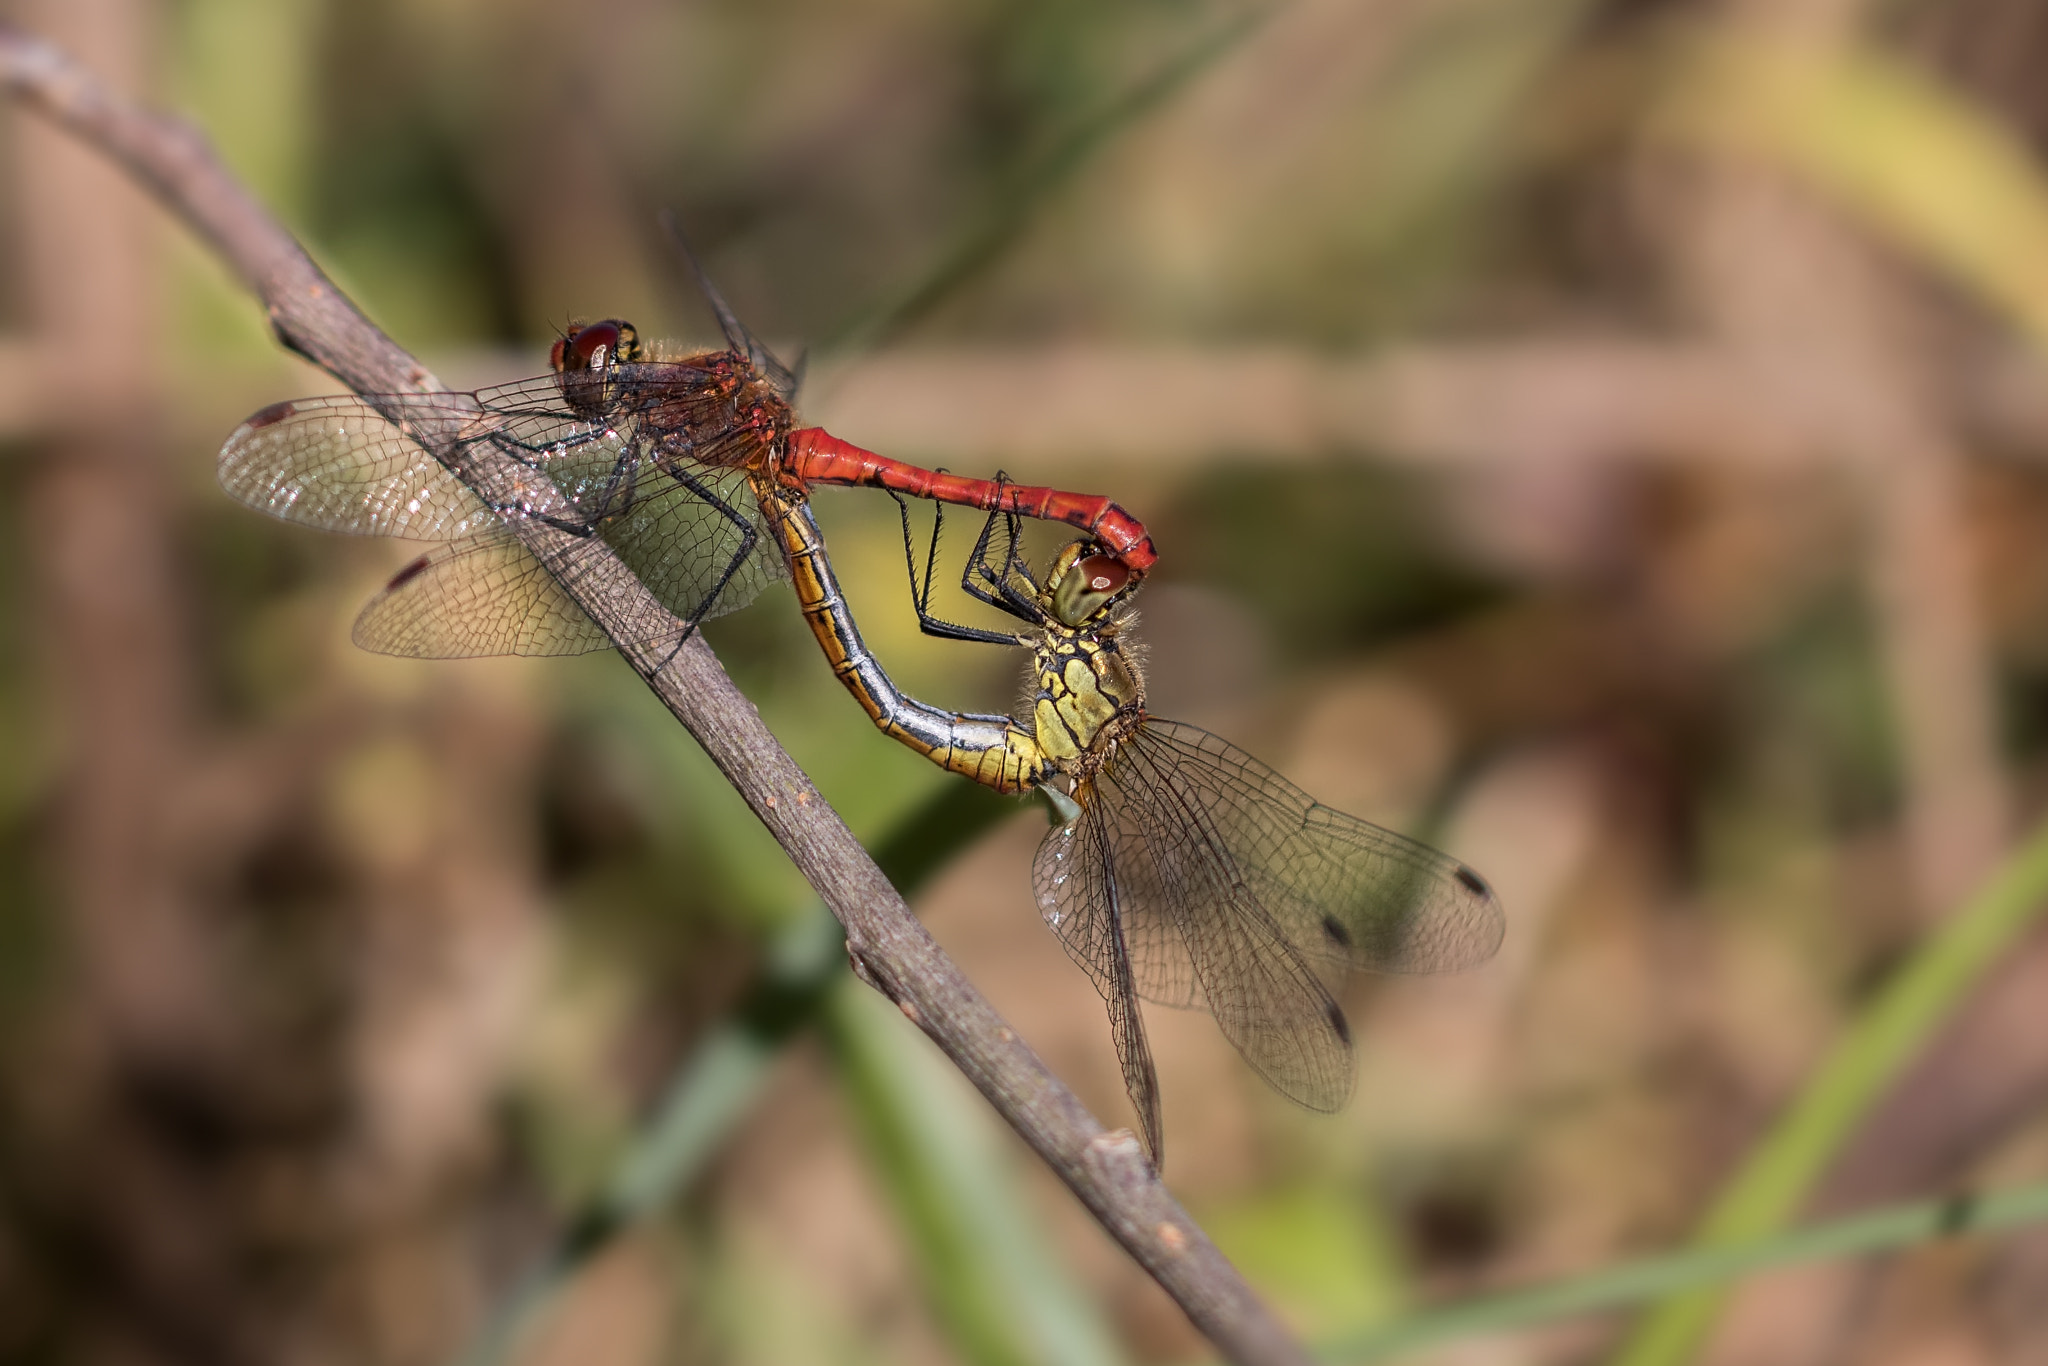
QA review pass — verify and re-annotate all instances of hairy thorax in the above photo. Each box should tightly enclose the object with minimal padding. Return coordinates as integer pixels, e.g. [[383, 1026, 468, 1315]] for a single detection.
[[1029, 617, 1145, 775]]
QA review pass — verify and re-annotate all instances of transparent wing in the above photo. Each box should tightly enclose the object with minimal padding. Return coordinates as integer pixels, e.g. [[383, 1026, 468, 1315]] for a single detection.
[[1032, 718, 1504, 1114], [1034, 797, 1165, 1163], [222, 370, 790, 658], [218, 381, 599, 538], [1128, 720, 1505, 977], [216, 365, 767, 534], [351, 467, 788, 658], [353, 534, 609, 657]]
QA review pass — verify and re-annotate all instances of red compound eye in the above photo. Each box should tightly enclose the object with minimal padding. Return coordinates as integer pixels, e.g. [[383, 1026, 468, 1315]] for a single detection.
[[1077, 556, 1129, 596], [1051, 552, 1133, 626], [559, 320, 626, 372]]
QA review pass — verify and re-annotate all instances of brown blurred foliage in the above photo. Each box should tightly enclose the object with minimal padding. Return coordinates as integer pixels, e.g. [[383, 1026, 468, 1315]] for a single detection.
[[8, 0, 2048, 1363]]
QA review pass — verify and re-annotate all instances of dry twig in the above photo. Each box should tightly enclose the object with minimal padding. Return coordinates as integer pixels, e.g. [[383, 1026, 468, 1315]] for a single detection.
[[0, 23, 1309, 1366]]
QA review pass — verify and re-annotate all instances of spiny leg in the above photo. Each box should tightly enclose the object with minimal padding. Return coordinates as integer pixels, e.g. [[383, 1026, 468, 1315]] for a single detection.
[[891, 490, 1023, 646], [647, 462, 761, 670], [959, 495, 1043, 623], [486, 425, 647, 533], [984, 517, 1047, 620], [975, 474, 1050, 618]]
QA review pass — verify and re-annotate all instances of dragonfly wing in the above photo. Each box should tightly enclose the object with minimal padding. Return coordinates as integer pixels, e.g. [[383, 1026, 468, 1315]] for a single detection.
[[1131, 720, 1505, 976], [1033, 798, 1164, 1164], [219, 394, 502, 537], [351, 468, 787, 658], [219, 381, 658, 539], [595, 465, 791, 631], [1107, 726, 1355, 1110], [1035, 719, 1505, 1114], [353, 532, 612, 657], [1035, 739, 1352, 1112], [1037, 774, 1201, 1009]]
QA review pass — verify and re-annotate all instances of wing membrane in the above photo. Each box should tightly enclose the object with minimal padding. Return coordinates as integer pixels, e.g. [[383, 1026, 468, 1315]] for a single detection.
[[1128, 721, 1504, 976], [219, 381, 675, 533], [353, 534, 609, 657], [1032, 718, 1504, 1115], [351, 468, 787, 658], [221, 375, 790, 658], [1037, 799, 1165, 1161], [223, 393, 507, 537]]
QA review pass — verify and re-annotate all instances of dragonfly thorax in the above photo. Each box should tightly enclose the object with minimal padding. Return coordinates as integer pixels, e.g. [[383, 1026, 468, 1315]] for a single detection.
[[624, 355, 789, 464], [1028, 622, 1144, 771]]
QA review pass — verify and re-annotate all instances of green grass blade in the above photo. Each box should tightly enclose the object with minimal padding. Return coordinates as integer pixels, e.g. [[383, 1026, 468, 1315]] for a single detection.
[[450, 781, 1019, 1366], [825, 978, 1130, 1366], [1326, 1177, 2048, 1362], [450, 912, 838, 1366], [1606, 815, 2048, 1366]]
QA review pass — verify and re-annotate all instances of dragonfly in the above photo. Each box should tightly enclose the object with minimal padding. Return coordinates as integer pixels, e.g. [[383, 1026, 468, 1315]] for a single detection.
[[753, 473, 1506, 1166], [217, 271, 1156, 658]]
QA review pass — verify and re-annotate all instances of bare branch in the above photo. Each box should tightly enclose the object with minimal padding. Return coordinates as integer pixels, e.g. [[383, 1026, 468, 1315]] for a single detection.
[[0, 23, 1309, 1366]]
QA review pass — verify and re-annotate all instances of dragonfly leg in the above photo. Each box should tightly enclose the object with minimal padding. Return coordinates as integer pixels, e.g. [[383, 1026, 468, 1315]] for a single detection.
[[479, 425, 642, 531], [485, 417, 617, 500], [958, 503, 1009, 612], [959, 494, 1046, 625], [583, 435, 645, 517], [891, 491, 1025, 647], [493, 420, 612, 462], [979, 476, 1052, 619], [643, 462, 760, 667]]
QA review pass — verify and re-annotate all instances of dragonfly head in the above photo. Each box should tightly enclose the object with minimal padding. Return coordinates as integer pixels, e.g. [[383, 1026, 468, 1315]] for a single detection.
[[1047, 545, 1133, 628], [552, 319, 643, 372], [552, 319, 644, 418]]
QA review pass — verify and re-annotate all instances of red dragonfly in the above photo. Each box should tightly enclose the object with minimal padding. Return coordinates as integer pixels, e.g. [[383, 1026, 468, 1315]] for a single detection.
[[217, 273, 1155, 658]]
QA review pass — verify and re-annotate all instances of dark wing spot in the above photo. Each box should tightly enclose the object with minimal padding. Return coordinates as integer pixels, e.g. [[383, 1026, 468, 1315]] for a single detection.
[[1321, 914, 1353, 949], [243, 399, 299, 431], [386, 555, 433, 590], [1455, 865, 1490, 897], [1327, 1002, 1353, 1047]]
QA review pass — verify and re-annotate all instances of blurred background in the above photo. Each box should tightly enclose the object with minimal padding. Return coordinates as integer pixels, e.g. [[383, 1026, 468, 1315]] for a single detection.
[[8, 0, 2048, 1362]]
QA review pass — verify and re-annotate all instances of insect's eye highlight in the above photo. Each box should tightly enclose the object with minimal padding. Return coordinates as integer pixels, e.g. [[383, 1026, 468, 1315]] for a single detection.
[[1078, 556, 1128, 595], [1052, 552, 1131, 626], [554, 319, 637, 374]]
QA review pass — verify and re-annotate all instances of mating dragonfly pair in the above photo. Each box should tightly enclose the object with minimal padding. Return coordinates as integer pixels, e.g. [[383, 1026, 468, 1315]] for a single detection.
[[217, 272, 1504, 1167]]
